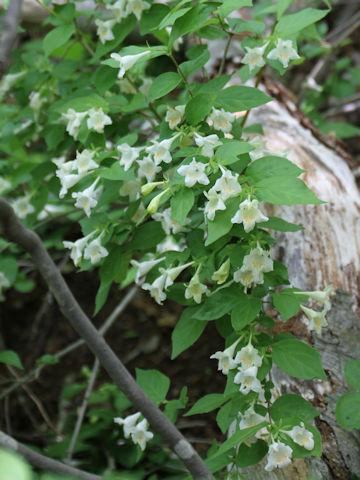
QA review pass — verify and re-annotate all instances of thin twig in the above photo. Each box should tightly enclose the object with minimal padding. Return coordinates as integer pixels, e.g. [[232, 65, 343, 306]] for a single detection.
[[169, 53, 193, 98], [0, 430, 101, 480], [67, 357, 100, 461], [0, 0, 23, 79], [0, 197, 214, 480], [218, 32, 234, 76]]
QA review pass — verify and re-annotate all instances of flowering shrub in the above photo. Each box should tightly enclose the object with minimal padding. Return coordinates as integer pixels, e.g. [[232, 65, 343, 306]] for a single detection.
[[0, 0, 341, 478]]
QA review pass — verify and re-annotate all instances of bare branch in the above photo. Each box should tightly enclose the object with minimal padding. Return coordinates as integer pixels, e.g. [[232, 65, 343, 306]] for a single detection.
[[0, 0, 23, 79], [0, 197, 214, 480], [0, 430, 101, 480]]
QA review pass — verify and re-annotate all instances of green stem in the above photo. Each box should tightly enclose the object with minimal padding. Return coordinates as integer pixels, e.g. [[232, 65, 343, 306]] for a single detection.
[[124, 74, 162, 123], [169, 53, 193, 98], [218, 31, 234, 76]]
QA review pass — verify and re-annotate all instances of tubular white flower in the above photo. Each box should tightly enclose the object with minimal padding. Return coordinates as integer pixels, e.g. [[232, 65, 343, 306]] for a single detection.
[[213, 166, 242, 201], [152, 207, 190, 235], [74, 149, 98, 175], [72, 177, 103, 217], [63, 231, 97, 267], [249, 136, 267, 161], [114, 412, 141, 438], [58, 173, 82, 199], [142, 274, 167, 305], [0, 272, 10, 290], [239, 406, 266, 430], [294, 285, 333, 311], [177, 158, 210, 188], [234, 343, 262, 369], [29, 91, 45, 110], [184, 270, 209, 304], [110, 51, 150, 79], [211, 258, 230, 285], [231, 198, 268, 232], [125, 0, 150, 20], [107, 0, 126, 22], [234, 366, 262, 395], [267, 39, 300, 68], [209, 107, 235, 133], [265, 441, 293, 471], [86, 108, 112, 133], [204, 188, 226, 221], [243, 244, 273, 279], [130, 418, 154, 451], [130, 256, 166, 284], [287, 422, 314, 451], [194, 133, 222, 158], [12, 196, 35, 219], [95, 19, 116, 44], [118, 143, 143, 171], [137, 156, 161, 182], [145, 133, 181, 165], [165, 105, 185, 129], [300, 305, 328, 336], [233, 265, 258, 290], [210, 337, 241, 375], [62, 108, 87, 139], [156, 235, 185, 253], [242, 43, 268, 72], [119, 180, 141, 201], [158, 261, 194, 289], [83, 232, 109, 264]]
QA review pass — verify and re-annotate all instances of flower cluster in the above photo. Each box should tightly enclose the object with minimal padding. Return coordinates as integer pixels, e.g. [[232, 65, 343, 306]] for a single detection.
[[234, 243, 273, 290], [63, 231, 108, 266], [114, 412, 153, 451], [61, 107, 112, 139], [242, 38, 300, 71]]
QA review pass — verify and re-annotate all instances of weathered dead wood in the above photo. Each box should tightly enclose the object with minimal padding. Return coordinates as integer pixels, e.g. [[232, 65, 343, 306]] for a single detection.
[[241, 95, 360, 479]]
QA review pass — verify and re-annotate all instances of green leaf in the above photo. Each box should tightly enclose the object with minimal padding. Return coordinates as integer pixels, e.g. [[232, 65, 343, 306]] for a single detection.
[[319, 121, 360, 139], [245, 156, 304, 182], [272, 289, 308, 321], [345, 360, 360, 391], [36, 354, 59, 366], [216, 86, 272, 113], [52, 92, 107, 114], [92, 18, 137, 63], [216, 401, 236, 434], [0, 350, 24, 369], [258, 216, 303, 232], [130, 222, 165, 251], [215, 141, 254, 166], [272, 337, 327, 380], [140, 3, 169, 35], [179, 45, 210, 78], [217, 0, 252, 18], [235, 439, 268, 468], [276, 8, 329, 37], [206, 197, 240, 246], [276, 0, 293, 19], [185, 394, 226, 416], [185, 94, 214, 125], [148, 72, 182, 101], [336, 392, 360, 430], [0, 256, 18, 283], [93, 66, 118, 95], [170, 188, 194, 225], [0, 449, 32, 480], [231, 296, 262, 330], [215, 422, 268, 456], [271, 394, 319, 422], [255, 176, 323, 205], [193, 287, 240, 321], [136, 368, 170, 405], [169, 4, 214, 48], [43, 24, 75, 57], [171, 307, 207, 359]]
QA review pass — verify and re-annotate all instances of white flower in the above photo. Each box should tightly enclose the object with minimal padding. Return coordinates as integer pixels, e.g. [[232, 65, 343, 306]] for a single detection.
[[142, 274, 167, 305], [287, 422, 314, 451], [86, 108, 112, 133], [62, 108, 87, 139], [267, 39, 300, 68], [107, 0, 126, 22], [233, 265, 257, 290], [137, 156, 161, 182], [239, 406, 266, 430], [265, 441, 293, 471], [234, 366, 262, 395], [210, 338, 240, 375], [130, 418, 154, 451], [58, 173, 82, 199], [74, 149, 98, 175], [29, 91, 45, 110], [231, 198, 268, 232], [213, 166, 242, 201], [294, 285, 333, 311], [194, 133, 222, 158], [158, 261, 194, 289], [184, 271, 209, 304], [242, 43, 268, 72], [165, 105, 185, 129], [118, 143, 143, 171], [130, 256, 166, 284], [152, 207, 190, 235], [204, 188, 226, 221], [72, 177, 103, 217], [209, 107, 235, 133], [63, 231, 97, 266], [249, 136, 267, 161], [145, 133, 180, 165], [211, 258, 230, 285], [156, 235, 185, 253], [300, 305, 328, 336], [139, 77, 152, 97], [118, 77, 137, 94], [125, 0, 150, 20], [119, 179, 141, 201], [0, 71, 25, 100], [234, 344, 262, 369], [12, 196, 35, 218], [83, 232, 109, 264], [177, 158, 209, 188], [243, 244, 273, 282], [95, 19, 116, 44], [114, 412, 141, 438], [0, 177, 11, 194], [110, 51, 150, 79]]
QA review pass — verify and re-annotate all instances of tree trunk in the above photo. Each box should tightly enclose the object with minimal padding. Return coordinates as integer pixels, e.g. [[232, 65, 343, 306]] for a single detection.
[[242, 88, 360, 479]]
